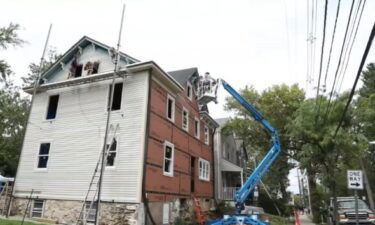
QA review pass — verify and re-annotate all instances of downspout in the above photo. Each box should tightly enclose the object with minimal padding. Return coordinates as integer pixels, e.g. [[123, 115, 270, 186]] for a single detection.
[[141, 69, 156, 225], [211, 127, 217, 205]]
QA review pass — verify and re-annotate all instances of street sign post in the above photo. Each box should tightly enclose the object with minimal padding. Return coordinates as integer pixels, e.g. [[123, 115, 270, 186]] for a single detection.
[[347, 170, 363, 225]]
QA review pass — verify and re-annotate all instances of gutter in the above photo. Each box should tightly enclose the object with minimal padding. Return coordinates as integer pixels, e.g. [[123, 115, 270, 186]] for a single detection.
[[141, 69, 156, 225]]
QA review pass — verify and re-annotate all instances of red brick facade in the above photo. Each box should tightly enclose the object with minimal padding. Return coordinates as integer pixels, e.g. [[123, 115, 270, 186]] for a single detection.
[[145, 80, 214, 202]]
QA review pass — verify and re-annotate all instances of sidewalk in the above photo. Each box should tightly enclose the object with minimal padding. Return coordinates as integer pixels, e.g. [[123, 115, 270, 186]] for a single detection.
[[299, 214, 315, 225]]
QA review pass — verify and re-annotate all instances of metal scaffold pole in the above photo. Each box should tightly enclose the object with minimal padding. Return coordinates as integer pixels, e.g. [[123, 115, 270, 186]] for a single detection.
[[94, 4, 126, 225]]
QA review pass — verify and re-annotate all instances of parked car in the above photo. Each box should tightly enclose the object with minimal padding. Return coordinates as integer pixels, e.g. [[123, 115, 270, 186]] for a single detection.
[[328, 197, 375, 225]]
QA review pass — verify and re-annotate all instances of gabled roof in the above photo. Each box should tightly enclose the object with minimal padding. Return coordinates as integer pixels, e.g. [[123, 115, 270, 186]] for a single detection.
[[168, 67, 199, 86], [41, 36, 140, 80]]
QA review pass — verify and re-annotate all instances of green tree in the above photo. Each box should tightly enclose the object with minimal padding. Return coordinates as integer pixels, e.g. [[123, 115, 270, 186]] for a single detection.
[[0, 23, 25, 85], [287, 94, 366, 223], [223, 84, 305, 215], [22, 47, 61, 87]]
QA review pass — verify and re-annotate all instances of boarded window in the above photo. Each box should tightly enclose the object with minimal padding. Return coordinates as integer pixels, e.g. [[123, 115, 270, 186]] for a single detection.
[[108, 83, 123, 111], [106, 138, 117, 167], [46, 95, 59, 120], [32, 200, 44, 218], [166, 95, 175, 122], [163, 141, 174, 176], [182, 108, 189, 131], [37, 143, 50, 169]]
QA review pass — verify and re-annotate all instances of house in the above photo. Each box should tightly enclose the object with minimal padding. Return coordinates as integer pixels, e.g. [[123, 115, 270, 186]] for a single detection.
[[213, 118, 248, 201], [11, 36, 218, 225]]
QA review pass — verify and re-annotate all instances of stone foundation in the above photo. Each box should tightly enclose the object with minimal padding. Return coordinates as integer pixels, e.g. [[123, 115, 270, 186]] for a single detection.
[[10, 198, 142, 225]]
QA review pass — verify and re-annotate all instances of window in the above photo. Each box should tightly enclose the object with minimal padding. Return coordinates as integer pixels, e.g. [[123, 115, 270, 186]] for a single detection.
[[84, 61, 100, 75], [204, 126, 209, 145], [108, 83, 123, 111], [199, 158, 210, 181], [163, 141, 174, 176], [46, 95, 59, 120], [84, 201, 97, 222], [187, 82, 193, 100], [194, 118, 200, 139], [166, 95, 175, 122], [74, 64, 83, 77], [32, 200, 44, 217], [182, 108, 189, 131], [37, 143, 50, 169], [106, 137, 117, 167]]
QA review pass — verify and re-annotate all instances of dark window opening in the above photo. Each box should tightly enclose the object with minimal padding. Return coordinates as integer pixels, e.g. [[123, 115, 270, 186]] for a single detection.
[[167, 97, 174, 120], [46, 95, 59, 120], [108, 83, 123, 111], [92, 61, 99, 74], [74, 64, 83, 77], [84, 61, 100, 75], [37, 143, 50, 168], [187, 85, 192, 98]]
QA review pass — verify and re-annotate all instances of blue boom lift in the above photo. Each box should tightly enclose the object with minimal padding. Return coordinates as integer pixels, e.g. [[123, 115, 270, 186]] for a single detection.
[[198, 77, 281, 225]]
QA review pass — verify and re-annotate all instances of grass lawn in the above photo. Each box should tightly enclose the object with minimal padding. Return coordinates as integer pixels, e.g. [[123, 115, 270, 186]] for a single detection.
[[0, 219, 47, 225]]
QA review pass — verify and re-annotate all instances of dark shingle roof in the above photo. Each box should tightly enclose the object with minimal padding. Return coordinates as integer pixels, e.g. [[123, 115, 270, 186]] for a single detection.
[[168, 67, 198, 86]]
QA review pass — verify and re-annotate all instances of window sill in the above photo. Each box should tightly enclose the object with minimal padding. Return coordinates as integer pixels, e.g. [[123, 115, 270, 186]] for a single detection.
[[198, 178, 210, 182], [163, 172, 173, 177], [105, 166, 116, 171], [34, 168, 48, 173], [43, 119, 56, 123]]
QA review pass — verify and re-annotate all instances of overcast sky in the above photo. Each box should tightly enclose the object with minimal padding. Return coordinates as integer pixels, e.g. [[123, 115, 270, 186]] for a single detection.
[[1, 0, 374, 194]]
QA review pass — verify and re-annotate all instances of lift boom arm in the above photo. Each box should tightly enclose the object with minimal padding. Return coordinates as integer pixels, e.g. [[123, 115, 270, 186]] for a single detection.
[[221, 80, 281, 211]]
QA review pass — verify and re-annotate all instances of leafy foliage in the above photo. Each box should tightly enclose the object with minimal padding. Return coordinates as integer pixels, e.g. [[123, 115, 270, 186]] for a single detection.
[[223, 84, 305, 215], [0, 23, 25, 84], [22, 47, 62, 87]]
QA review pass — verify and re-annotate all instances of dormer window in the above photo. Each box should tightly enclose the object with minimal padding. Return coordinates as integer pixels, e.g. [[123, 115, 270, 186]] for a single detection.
[[187, 82, 193, 101]]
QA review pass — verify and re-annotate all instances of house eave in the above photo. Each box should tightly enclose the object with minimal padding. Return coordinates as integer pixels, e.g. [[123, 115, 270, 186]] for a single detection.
[[23, 61, 183, 94], [200, 111, 219, 129]]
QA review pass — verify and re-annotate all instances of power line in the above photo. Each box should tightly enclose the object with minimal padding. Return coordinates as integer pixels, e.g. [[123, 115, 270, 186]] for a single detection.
[[336, 0, 367, 94], [334, 20, 375, 138], [322, 0, 356, 123], [314, 0, 328, 122]]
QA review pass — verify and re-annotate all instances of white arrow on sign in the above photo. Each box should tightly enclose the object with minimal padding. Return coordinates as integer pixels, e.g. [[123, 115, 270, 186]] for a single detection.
[[347, 170, 363, 190]]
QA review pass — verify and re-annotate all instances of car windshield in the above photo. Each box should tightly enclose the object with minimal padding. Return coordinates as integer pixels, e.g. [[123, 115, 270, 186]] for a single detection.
[[338, 200, 369, 210]]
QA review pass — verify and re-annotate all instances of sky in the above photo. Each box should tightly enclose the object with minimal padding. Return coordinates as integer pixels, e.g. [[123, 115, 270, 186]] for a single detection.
[[1, 0, 375, 194]]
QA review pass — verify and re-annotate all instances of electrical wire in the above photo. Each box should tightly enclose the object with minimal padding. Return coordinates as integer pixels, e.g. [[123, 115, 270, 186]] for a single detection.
[[321, 0, 356, 123], [314, 0, 328, 123], [333, 20, 375, 138]]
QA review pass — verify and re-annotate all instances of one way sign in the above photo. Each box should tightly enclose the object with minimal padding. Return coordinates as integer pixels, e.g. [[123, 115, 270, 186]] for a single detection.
[[347, 170, 363, 190]]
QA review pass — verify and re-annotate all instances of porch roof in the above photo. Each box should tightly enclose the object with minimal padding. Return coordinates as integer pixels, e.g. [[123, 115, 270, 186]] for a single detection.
[[221, 159, 243, 172]]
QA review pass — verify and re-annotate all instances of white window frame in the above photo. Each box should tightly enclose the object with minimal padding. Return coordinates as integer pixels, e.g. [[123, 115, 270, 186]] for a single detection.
[[31, 199, 44, 218], [194, 118, 200, 139], [198, 158, 210, 181], [166, 94, 175, 122], [163, 141, 174, 177], [187, 82, 193, 101], [182, 107, 189, 132], [204, 125, 209, 145], [105, 136, 118, 168], [36, 142, 50, 170]]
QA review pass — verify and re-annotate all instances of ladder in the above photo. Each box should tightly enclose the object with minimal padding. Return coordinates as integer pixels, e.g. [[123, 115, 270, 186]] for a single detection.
[[76, 124, 119, 225], [0, 181, 13, 216], [193, 196, 205, 225]]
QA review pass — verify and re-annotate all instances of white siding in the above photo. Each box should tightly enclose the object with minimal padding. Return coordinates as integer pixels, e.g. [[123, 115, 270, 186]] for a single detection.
[[15, 71, 149, 203]]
